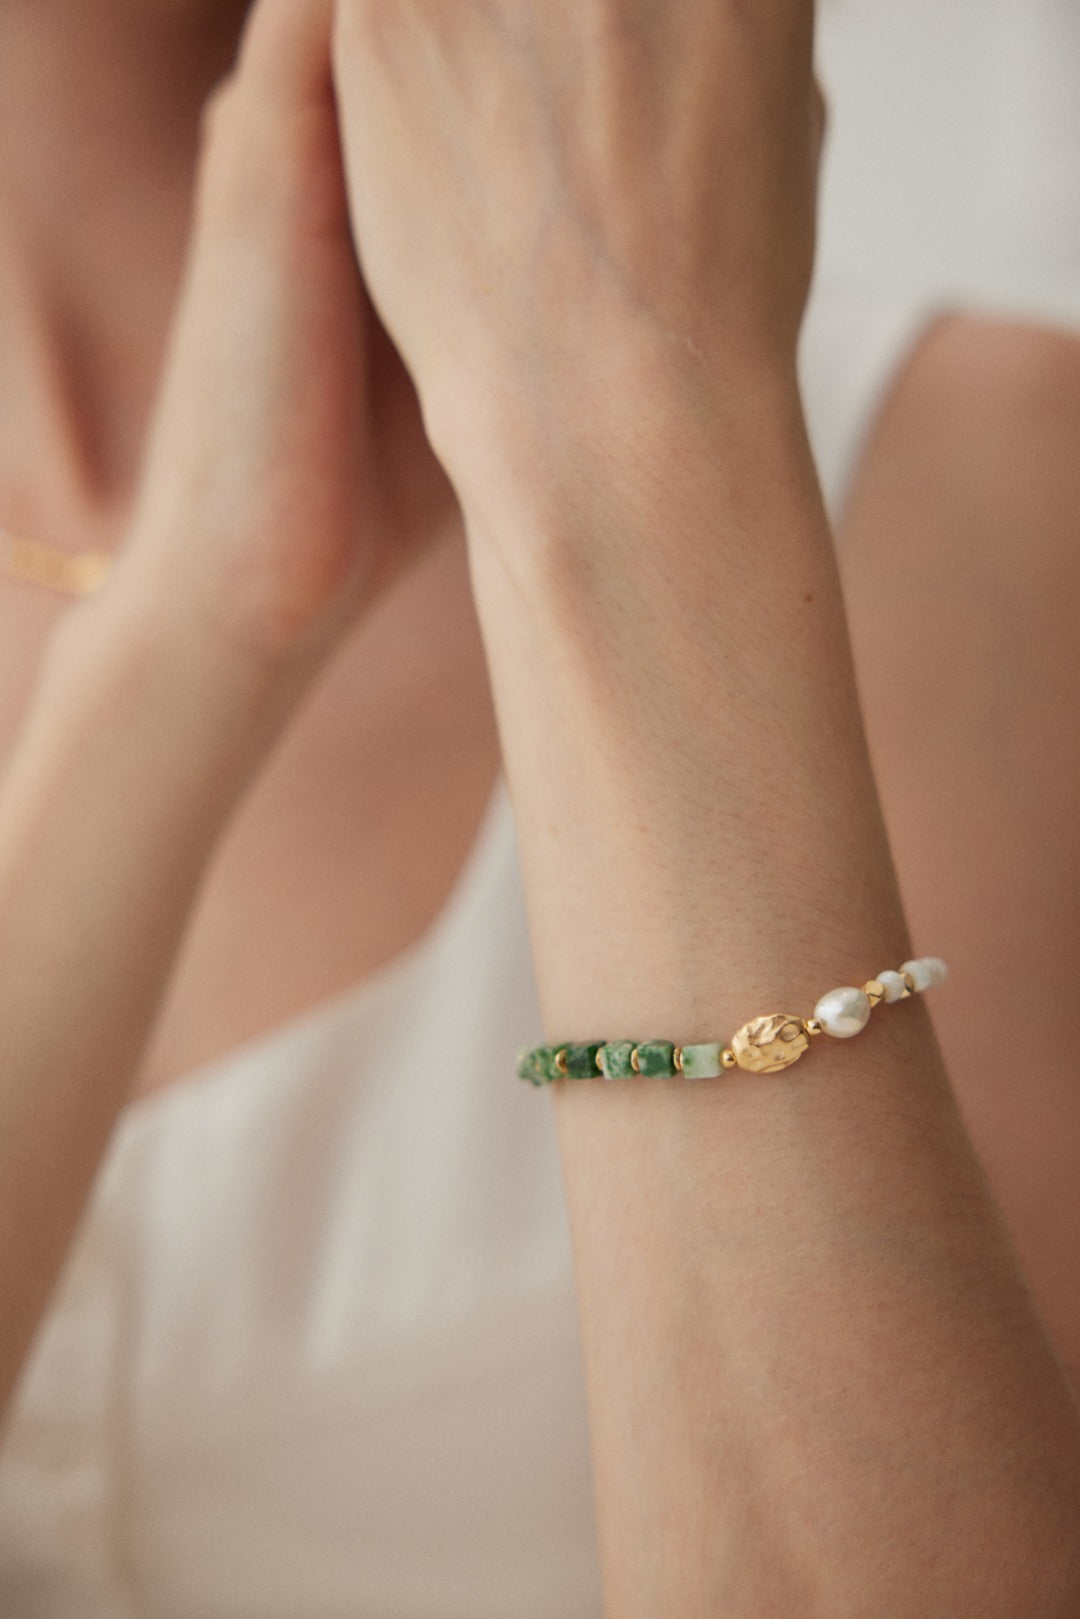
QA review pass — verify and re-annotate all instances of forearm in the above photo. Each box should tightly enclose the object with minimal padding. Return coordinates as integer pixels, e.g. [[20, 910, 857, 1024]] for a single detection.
[[328, 0, 1080, 1595], [464, 370, 1080, 1615], [0, 585, 287, 1420], [0, 0, 378, 1423]]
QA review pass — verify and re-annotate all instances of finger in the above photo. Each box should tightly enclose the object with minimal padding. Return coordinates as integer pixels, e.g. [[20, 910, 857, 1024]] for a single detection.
[[236, 0, 337, 101], [125, 0, 371, 669]]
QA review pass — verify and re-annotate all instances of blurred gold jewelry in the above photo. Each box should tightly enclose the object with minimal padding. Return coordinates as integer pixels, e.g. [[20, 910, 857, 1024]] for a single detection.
[[0, 528, 112, 598]]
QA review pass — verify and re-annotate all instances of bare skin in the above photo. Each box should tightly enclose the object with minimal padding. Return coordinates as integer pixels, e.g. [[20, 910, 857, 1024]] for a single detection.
[[0, 0, 1078, 1607], [0, 0, 503, 1099], [839, 313, 1080, 1391], [2, 7, 1076, 1384]]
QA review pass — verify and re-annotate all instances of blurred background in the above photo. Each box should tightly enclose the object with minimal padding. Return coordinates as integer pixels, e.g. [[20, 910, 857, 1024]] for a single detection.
[[805, 0, 1079, 508]]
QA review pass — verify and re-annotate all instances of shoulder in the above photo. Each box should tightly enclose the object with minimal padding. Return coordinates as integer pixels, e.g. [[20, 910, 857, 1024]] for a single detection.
[[844, 311, 1080, 536], [837, 311, 1080, 1392]]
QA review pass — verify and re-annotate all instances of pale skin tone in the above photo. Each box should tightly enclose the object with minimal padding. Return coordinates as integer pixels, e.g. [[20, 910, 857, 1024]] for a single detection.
[[0, 1, 1078, 1613]]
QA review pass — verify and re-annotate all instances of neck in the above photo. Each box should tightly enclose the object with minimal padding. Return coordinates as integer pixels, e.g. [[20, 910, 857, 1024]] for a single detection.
[[0, 3, 250, 528]]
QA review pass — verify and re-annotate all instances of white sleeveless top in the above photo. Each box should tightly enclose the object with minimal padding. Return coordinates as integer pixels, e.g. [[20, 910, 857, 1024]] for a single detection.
[[2, 2, 1077, 1607], [0, 777, 607, 1617]]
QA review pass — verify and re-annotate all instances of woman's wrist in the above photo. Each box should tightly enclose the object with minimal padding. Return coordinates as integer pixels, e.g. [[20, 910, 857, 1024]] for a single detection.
[[17, 565, 299, 878], [460, 361, 902, 1013], [440, 344, 812, 580]]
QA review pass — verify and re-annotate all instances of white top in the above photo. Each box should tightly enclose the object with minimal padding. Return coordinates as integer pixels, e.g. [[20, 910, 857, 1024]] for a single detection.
[[2, 3, 1078, 1609], [0, 779, 604, 1618]]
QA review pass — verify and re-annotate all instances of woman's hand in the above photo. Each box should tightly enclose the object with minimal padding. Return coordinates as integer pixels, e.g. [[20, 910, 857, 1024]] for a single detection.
[[117, 0, 454, 672], [332, 0, 823, 525], [0, 0, 446, 1420]]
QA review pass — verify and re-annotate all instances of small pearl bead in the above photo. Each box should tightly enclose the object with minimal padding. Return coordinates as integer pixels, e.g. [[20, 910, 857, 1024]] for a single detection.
[[813, 986, 872, 1038], [901, 958, 934, 993], [875, 969, 908, 1003], [922, 956, 948, 986]]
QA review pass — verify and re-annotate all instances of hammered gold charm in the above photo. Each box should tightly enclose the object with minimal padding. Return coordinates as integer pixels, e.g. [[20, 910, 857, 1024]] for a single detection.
[[729, 1013, 810, 1074], [517, 957, 948, 1087]]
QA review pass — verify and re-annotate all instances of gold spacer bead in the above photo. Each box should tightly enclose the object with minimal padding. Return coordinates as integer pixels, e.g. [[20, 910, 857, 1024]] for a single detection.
[[902, 972, 916, 996], [862, 980, 886, 1007], [555, 1048, 569, 1075], [673, 1046, 684, 1072], [721, 1048, 737, 1070], [804, 1017, 824, 1037], [630, 1046, 641, 1073]]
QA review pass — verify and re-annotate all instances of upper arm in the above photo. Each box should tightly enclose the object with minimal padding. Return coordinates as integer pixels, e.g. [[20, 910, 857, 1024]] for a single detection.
[[836, 313, 1080, 1389]]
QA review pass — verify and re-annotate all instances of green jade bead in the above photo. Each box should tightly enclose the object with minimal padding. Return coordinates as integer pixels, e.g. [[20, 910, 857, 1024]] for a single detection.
[[634, 1040, 677, 1078], [563, 1043, 604, 1079], [678, 1041, 726, 1080], [533, 1047, 564, 1084], [516, 1048, 547, 1085], [598, 1041, 638, 1079]]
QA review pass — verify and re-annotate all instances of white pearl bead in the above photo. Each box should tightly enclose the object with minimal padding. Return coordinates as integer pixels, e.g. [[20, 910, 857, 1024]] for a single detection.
[[813, 985, 872, 1038], [922, 956, 948, 986], [875, 969, 908, 1003], [901, 958, 934, 992]]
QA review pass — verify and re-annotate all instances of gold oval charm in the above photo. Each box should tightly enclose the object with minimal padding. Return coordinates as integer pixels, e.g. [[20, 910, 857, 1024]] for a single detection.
[[730, 1014, 809, 1074]]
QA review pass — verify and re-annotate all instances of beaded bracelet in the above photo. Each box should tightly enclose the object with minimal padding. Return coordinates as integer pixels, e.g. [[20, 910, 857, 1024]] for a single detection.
[[516, 955, 947, 1085]]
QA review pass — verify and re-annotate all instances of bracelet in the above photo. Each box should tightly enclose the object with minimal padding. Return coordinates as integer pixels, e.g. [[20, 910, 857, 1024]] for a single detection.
[[516, 956, 947, 1085]]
